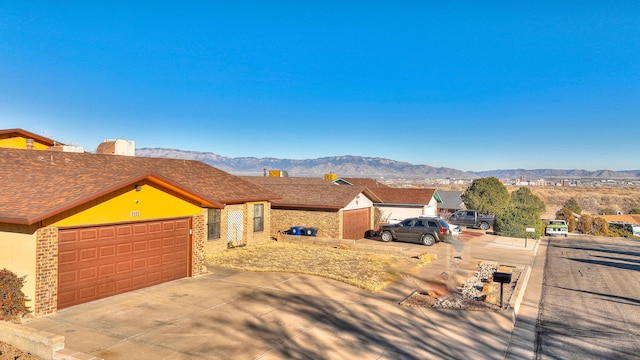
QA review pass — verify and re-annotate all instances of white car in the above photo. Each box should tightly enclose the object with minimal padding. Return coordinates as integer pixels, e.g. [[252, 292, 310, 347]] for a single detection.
[[447, 222, 462, 236]]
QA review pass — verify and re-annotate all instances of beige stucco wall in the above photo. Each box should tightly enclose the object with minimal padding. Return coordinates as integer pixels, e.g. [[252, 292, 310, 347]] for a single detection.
[[343, 193, 374, 210], [377, 198, 439, 223], [0, 224, 39, 311]]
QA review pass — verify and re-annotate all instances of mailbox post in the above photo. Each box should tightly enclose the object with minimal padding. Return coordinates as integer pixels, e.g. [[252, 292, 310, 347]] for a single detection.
[[493, 271, 512, 309], [525, 227, 536, 248]]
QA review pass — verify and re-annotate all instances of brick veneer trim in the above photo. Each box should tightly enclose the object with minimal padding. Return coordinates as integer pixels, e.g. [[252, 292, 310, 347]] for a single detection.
[[34, 227, 58, 317]]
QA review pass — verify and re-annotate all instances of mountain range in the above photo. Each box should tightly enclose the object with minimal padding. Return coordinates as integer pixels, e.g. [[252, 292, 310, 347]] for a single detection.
[[136, 148, 640, 179]]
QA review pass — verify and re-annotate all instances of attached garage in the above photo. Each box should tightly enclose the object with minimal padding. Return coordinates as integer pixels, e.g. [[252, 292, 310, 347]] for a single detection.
[[57, 218, 191, 309], [1, 146, 274, 317], [342, 208, 371, 240]]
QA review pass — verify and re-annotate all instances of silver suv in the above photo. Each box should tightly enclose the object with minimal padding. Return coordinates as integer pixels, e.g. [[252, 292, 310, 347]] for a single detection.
[[379, 217, 452, 246]]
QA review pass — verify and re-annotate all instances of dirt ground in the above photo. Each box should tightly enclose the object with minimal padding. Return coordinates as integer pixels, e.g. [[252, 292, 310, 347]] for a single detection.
[[401, 269, 522, 311], [0, 341, 40, 360]]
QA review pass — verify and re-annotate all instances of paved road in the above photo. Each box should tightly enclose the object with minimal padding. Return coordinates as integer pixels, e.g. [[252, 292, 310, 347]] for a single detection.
[[536, 235, 640, 359]]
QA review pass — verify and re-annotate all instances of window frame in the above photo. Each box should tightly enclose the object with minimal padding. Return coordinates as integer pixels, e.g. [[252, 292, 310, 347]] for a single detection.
[[253, 204, 264, 232], [207, 208, 221, 240]]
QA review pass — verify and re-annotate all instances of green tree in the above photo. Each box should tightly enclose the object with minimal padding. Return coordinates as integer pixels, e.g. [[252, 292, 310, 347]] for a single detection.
[[600, 208, 616, 215], [592, 217, 609, 236], [462, 177, 510, 215], [556, 207, 576, 232], [563, 198, 582, 215], [576, 214, 593, 234], [629, 208, 640, 214], [493, 187, 545, 238]]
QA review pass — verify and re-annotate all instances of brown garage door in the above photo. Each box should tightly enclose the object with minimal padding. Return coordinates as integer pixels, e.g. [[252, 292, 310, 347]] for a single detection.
[[58, 218, 191, 309], [342, 208, 371, 240]]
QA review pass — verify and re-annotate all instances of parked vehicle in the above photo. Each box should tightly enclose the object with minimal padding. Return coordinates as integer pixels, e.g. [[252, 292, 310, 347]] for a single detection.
[[448, 210, 494, 230], [446, 222, 462, 236], [545, 220, 568, 237], [379, 217, 452, 246]]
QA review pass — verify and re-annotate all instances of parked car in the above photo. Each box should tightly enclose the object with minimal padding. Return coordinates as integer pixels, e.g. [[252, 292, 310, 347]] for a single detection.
[[448, 210, 494, 230], [446, 222, 462, 236], [545, 220, 568, 237], [379, 217, 452, 246]]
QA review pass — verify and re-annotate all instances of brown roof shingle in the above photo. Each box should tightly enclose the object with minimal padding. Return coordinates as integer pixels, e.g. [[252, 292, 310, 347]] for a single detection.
[[242, 176, 377, 209], [0, 148, 275, 225], [369, 187, 437, 205], [339, 177, 390, 188]]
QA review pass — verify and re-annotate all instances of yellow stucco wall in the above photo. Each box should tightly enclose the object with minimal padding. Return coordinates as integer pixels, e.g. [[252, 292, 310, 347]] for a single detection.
[[0, 136, 50, 150], [0, 224, 39, 311], [48, 182, 203, 227]]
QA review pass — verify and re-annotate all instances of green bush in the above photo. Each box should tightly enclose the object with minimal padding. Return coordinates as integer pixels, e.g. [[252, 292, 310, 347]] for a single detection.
[[0, 268, 31, 322], [563, 198, 582, 215], [462, 177, 510, 215], [494, 187, 545, 238]]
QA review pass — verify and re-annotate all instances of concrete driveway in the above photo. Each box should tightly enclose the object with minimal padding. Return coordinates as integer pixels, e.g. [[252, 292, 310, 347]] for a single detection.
[[23, 232, 543, 359]]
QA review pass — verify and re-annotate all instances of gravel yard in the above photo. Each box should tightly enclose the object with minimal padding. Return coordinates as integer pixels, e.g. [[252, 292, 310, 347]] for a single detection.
[[0, 341, 40, 360]]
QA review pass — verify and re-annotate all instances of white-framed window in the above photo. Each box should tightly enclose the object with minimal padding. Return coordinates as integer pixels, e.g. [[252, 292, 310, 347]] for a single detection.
[[253, 204, 264, 232]]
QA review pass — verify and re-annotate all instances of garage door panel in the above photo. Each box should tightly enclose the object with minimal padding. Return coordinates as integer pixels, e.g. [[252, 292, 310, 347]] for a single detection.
[[148, 239, 162, 250], [79, 248, 97, 261], [98, 227, 116, 239], [149, 222, 163, 232], [343, 208, 370, 240], [78, 229, 99, 241], [117, 243, 132, 255], [78, 268, 97, 281], [98, 264, 115, 277], [132, 224, 148, 235], [58, 218, 191, 309], [58, 250, 78, 264], [99, 245, 115, 257]]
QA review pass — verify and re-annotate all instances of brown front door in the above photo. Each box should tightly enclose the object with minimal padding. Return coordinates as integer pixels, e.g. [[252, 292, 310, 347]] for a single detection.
[[57, 218, 191, 309], [342, 208, 371, 240]]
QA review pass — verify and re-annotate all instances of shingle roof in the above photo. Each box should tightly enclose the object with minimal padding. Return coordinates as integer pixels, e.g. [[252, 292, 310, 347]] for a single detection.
[[337, 177, 390, 188], [0, 148, 275, 225], [240, 176, 329, 185], [368, 187, 438, 205], [438, 190, 466, 210], [242, 176, 378, 209], [599, 214, 640, 224]]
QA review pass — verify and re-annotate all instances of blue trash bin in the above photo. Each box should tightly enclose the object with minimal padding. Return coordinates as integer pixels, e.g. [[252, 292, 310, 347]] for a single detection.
[[290, 226, 305, 236], [302, 228, 317, 236]]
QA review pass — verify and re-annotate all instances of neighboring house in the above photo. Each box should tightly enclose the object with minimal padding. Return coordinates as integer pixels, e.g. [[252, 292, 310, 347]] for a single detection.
[[599, 214, 640, 236], [367, 187, 442, 223], [0, 147, 274, 317], [437, 191, 466, 217], [333, 177, 390, 189], [242, 176, 380, 240], [333, 177, 441, 224], [0, 128, 63, 150]]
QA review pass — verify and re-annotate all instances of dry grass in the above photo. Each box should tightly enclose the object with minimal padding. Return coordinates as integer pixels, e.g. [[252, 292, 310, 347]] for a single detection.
[[206, 242, 434, 292]]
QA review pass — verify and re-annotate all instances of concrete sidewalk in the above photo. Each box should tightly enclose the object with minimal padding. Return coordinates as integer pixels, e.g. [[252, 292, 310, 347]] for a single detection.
[[20, 232, 545, 360]]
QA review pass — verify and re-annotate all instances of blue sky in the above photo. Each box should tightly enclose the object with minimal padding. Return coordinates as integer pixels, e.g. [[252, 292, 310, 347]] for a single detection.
[[1, 1, 639, 172]]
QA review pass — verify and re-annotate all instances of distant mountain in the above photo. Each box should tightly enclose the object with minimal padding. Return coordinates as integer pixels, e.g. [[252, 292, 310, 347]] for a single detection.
[[136, 148, 476, 179], [469, 169, 640, 179], [136, 148, 640, 179]]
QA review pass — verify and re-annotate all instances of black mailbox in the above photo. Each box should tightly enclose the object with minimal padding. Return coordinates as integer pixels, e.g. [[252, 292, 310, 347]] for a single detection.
[[493, 272, 512, 284]]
